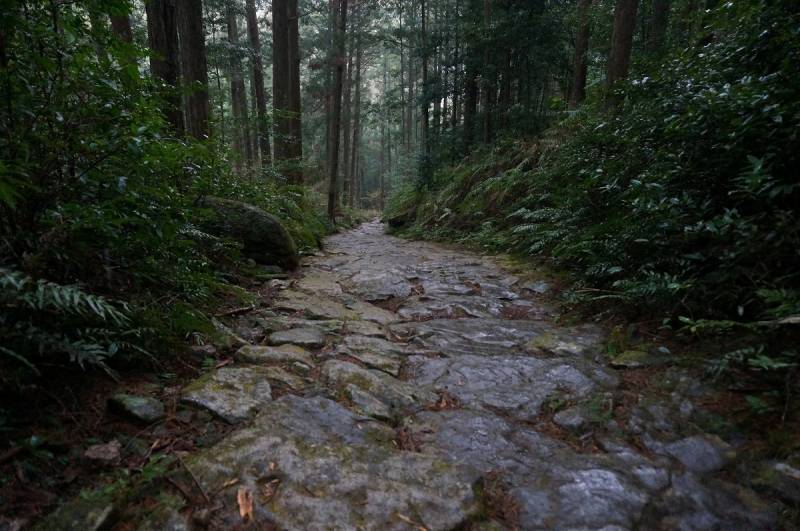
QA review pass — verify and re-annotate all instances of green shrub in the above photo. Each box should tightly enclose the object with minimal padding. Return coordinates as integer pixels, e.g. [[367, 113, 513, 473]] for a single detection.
[[387, 1, 800, 388]]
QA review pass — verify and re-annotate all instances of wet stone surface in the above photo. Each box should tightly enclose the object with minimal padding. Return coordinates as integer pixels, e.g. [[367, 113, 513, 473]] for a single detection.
[[89, 220, 777, 529]]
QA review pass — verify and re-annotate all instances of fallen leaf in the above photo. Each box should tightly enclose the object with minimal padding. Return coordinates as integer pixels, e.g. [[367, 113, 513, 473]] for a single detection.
[[222, 478, 239, 489], [215, 358, 234, 369], [268, 461, 277, 471], [396, 513, 428, 531], [237, 486, 254, 521], [261, 478, 280, 502]]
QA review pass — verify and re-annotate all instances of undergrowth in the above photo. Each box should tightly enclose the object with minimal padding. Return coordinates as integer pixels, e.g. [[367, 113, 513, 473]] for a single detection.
[[385, 1, 800, 408]]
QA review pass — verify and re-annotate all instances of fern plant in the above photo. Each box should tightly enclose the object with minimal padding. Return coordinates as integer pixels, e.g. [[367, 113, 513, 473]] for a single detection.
[[0, 268, 146, 375]]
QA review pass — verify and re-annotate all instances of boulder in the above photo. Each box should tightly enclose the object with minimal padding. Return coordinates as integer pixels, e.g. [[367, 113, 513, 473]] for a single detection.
[[199, 197, 299, 270]]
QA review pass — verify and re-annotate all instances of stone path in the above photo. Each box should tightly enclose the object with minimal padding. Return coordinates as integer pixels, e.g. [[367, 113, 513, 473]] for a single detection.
[[174, 220, 777, 529]]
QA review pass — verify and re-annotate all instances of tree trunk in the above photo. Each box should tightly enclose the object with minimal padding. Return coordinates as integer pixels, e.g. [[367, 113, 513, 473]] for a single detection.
[[349, 24, 362, 207], [648, 0, 669, 54], [272, 0, 291, 169], [607, 0, 639, 90], [245, 0, 271, 167], [327, 0, 348, 222], [342, 31, 353, 206], [481, 0, 492, 143], [420, 0, 430, 159], [463, 62, 477, 152], [569, 0, 591, 109], [178, 0, 210, 140], [226, 2, 253, 170], [110, 14, 133, 43], [287, 0, 303, 182], [145, 0, 184, 133]]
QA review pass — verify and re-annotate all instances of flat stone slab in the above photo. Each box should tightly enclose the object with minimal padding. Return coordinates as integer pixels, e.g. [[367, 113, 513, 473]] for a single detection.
[[342, 297, 399, 324], [268, 327, 327, 349], [345, 320, 387, 338], [273, 290, 358, 320], [181, 367, 272, 423], [184, 396, 480, 529], [322, 360, 436, 415], [235, 344, 314, 365], [407, 354, 616, 421], [393, 319, 606, 359], [294, 268, 343, 297], [344, 270, 414, 301], [339, 347, 403, 376], [108, 394, 165, 424], [344, 334, 414, 357]]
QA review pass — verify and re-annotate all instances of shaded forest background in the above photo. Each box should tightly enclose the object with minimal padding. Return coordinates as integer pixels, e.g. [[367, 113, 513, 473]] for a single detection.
[[1, 0, 798, 422]]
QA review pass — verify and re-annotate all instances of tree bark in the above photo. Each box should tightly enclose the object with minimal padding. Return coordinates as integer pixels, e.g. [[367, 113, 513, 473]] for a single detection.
[[287, 0, 303, 182], [145, 0, 184, 133], [569, 0, 592, 109], [110, 14, 133, 43], [481, 0, 492, 144], [272, 0, 291, 169], [177, 0, 210, 140], [349, 23, 362, 206], [420, 0, 430, 159], [226, 2, 253, 170], [245, 0, 271, 166], [342, 26, 353, 207], [648, 0, 669, 54], [463, 62, 477, 152], [607, 0, 639, 90], [327, 0, 348, 222]]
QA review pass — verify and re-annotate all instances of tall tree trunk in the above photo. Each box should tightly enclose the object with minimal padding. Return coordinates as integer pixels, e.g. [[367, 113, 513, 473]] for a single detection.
[[607, 0, 639, 91], [287, 0, 303, 182], [463, 62, 477, 152], [272, 0, 291, 170], [245, 0, 271, 166], [648, 0, 669, 54], [226, 2, 253, 170], [420, 0, 430, 160], [327, 0, 348, 222], [178, 0, 210, 140], [145, 0, 184, 133], [342, 30, 353, 207], [481, 0, 492, 143], [569, 0, 592, 109], [111, 13, 133, 43], [380, 48, 387, 210], [349, 24, 362, 207]]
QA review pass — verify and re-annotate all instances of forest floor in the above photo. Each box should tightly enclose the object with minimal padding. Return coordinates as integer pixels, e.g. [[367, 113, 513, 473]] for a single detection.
[[11, 220, 797, 530]]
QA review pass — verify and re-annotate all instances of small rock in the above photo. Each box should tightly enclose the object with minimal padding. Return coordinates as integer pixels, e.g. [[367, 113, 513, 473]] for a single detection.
[[345, 384, 393, 419], [345, 320, 387, 338], [262, 366, 307, 391], [292, 361, 312, 373], [268, 327, 327, 349], [661, 434, 733, 473], [522, 280, 551, 294], [610, 350, 671, 369], [181, 367, 272, 423], [750, 461, 800, 504], [188, 344, 217, 360], [235, 344, 314, 365], [34, 496, 115, 531], [108, 394, 165, 424], [553, 406, 588, 431], [84, 440, 121, 466]]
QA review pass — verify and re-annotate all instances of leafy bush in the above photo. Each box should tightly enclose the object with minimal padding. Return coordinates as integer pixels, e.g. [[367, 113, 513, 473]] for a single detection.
[[0, 268, 146, 375], [387, 2, 800, 385], [0, 0, 327, 380]]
